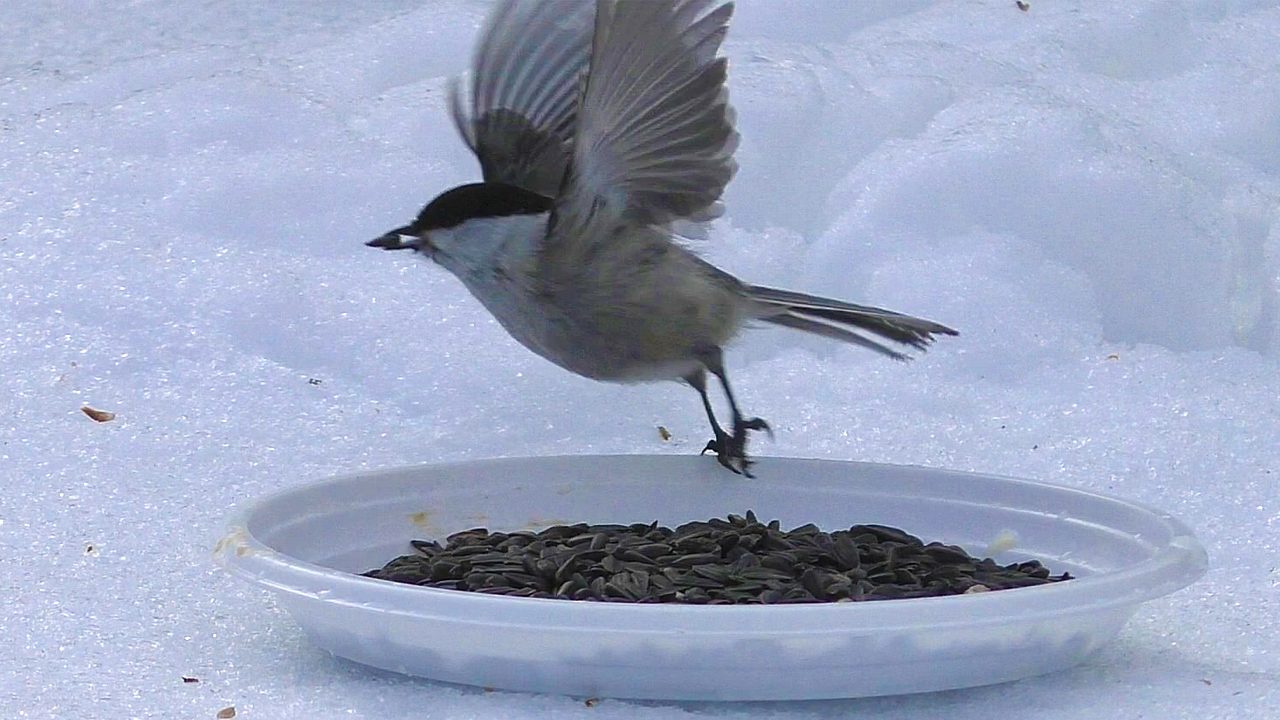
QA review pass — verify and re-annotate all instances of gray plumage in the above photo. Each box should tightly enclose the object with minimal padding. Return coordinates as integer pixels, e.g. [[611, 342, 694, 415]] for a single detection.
[[369, 0, 957, 476]]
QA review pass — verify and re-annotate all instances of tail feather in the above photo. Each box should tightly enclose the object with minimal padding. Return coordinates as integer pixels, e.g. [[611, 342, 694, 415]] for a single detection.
[[764, 312, 910, 361], [747, 285, 957, 360]]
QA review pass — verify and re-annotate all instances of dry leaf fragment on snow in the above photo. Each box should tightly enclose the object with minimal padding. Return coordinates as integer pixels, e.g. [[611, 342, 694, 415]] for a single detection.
[[217, 707, 236, 719], [81, 406, 116, 422]]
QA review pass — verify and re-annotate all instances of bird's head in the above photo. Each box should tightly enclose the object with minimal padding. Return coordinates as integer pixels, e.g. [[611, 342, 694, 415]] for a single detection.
[[367, 182, 553, 272]]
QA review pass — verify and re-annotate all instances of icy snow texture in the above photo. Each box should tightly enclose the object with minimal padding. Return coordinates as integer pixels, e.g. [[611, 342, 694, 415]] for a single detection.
[[1, 0, 1278, 718]]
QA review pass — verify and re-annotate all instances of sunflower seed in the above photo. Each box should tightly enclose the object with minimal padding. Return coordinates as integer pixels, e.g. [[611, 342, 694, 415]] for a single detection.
[[669, 552, 721, 568]]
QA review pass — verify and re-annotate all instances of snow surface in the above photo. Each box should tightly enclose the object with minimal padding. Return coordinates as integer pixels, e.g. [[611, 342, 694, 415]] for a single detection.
[[2, 0, 1278, 718]]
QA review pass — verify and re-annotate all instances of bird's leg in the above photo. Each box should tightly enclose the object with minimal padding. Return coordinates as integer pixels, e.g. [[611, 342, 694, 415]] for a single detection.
[[685, 369, 733, 466], [710, 365, 773, 478], [691, 346, 772, 477]]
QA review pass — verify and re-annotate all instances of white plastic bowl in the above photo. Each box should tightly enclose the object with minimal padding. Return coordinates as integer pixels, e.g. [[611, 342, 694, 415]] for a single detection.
[[215, 454, 1207, 701]]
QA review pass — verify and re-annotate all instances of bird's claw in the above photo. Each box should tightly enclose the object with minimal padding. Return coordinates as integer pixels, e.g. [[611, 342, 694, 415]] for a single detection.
[[701, 416, 771, 478]]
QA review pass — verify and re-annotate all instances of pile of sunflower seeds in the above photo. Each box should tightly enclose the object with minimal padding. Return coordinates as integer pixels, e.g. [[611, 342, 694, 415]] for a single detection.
[[363, 511, 1072, 604]]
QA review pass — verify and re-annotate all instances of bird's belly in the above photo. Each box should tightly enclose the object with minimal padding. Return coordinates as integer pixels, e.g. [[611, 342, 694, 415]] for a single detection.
[[475, 295, 707, 383], [525, 319, 705, 383], [592, 357, 704, 383], [458, 250, 739, 384]]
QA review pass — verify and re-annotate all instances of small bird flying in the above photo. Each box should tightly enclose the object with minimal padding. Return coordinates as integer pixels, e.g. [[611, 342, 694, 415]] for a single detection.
[[368, 0, 956, 476]]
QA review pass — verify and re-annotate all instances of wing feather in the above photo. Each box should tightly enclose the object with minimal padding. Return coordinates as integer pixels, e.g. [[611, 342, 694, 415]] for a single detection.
[[555, 0, 738, 234], [450, 0, 596, 197]]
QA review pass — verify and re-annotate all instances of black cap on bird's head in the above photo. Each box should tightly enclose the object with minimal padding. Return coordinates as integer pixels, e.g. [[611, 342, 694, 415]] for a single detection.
[[366, 182, 553, 250]]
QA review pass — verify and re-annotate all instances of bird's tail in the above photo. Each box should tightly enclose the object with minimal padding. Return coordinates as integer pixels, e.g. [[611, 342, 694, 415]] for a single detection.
[[746, 285, 958, 360]]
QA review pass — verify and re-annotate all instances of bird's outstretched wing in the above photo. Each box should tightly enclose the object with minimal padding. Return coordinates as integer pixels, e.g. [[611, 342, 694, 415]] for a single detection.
[[450, 0, 596, 198], [547, 0, 738, 258]]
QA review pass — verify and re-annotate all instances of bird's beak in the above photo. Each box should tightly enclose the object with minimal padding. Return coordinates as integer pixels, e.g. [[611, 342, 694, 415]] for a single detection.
[[366, 230, 422, 251]]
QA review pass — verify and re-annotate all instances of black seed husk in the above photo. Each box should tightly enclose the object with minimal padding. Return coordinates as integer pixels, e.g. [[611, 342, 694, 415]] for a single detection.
[[362, 514, 1074, 604]]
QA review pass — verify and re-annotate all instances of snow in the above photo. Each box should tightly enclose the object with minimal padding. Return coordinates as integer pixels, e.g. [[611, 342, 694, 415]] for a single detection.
[[2, 0, 1277, 718]]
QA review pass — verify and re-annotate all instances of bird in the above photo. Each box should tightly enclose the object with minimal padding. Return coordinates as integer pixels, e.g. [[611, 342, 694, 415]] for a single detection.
[[367, 0, 956, 476]]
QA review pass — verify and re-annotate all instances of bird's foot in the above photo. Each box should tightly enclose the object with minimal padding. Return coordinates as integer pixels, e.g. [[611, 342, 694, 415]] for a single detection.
[[701, 416, 772, 478]]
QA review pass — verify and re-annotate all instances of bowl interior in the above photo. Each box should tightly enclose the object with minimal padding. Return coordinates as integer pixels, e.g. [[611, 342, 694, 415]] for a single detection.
[[246, 454, 1189, 582]]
